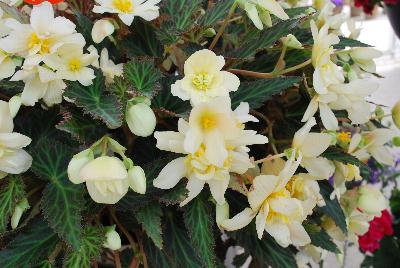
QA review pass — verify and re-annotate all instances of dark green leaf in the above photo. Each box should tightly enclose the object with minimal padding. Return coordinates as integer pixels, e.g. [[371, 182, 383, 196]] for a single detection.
[[63, 226, 106, 268], [184, 193, 216, 268], [143, 236, 171, 268], [73, 11, 93, 46], [199, 0, 235, 27], [227, 18, 305, 59], [0, 176, 26, 233], [318, 180, 347, 234], [135, 202, 163, 249], [65, 71, 123, 129], [230, 76, 302, 109], [31, 141, 83, 249], [304, 223, 340, 253], [334, 37, 372, 49], [0, 218, 59, 268], [159, 181, 187, 205], [124, 59, 162, 98], [57, 107, 108, 144]]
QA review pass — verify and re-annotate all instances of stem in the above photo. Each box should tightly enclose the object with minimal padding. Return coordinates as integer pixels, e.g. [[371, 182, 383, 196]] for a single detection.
[[139, 238, 149, 268], [109, 207, 138, 253], [113, 251, 122, 268], [48, 242, 63, 263], [273, 45, 287, 74], [255, 153, 286, 164], [370, 113, 392, 120], [27, 185, 43, 198], [209, 2, 238, 50], [228, 59, 312, 79]]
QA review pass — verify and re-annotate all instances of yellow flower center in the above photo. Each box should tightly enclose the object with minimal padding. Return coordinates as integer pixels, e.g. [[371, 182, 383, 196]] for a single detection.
[[192, 72, 213, 91], [68, 59, 81, 72], [112, 0, 133, 13], [286, 177, 304, 199], [200, 112, 217, 131], [337, 131, 351, 143], [28, 33, 50, 55]]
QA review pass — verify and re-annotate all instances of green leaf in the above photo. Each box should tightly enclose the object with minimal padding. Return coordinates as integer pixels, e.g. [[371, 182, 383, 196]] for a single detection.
[[322, 146, 370, 178], [31, 141, 83, 249], [63, 226, 106, 268], [0, 176, 26, 233], [231, 76, 302, 109], [124, 59, 162, 98], [304, 223, 340, 253], [135, 202, 163, 249], [73, 11, 93, 46], [318, 180, 347, 234], [152, 77, 191, 116], [0, 218, 59, 268], [143, 237, 171, 268], [122, 19, 163, 58], [57, 107, 108, 144], [334, 37, 372, 49], [159, 181, 187, 205], [183, 193, 216, 268], [227, 18, 305, 59], [64, 71, 123, 129], [199, 0, 235, 27]]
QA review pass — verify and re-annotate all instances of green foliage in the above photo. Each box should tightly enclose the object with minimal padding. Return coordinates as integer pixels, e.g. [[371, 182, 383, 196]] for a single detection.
[[63, 226, 106, 268], [135, 202, 163, 249], [0, 218, 59, 268], [199, 0, 235, 27], [334, 37, 372, 49], [65, 71, 123, 129], [123, 59, 162, 98], [31, 141, 83, 250], [184, 193, 216, 268], [318, 181, 348, 234], [231, 76, 302, 109], [0, 176, 26, 233], [304, 223, 340, 253]]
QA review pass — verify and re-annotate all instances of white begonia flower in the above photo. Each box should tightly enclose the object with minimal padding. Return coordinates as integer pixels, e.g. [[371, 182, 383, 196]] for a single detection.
[[292, 117, 334, 179], [221, 154, 311, 247], [10, 62, 66, 106], [347, 19, 361, 40], [237, 0, 289, 30], [171, 49, 240, 105], [100, 48, 123, 84], [103, 225, 122, 250], [93, 0, 161, 26], [311, 20, 344, 94], [92, 19, 114, 44], [357, 185, 386, 216], [338, 48, 382, 78], [301, 91, 338, 130], [296, 245, 327, 268], [0, 49, 19, 80], [0, 6, 12, 38], [0, 132, 32, 179], [0, 1, 85, 59], [43, 45, 98, 86], [126, 101, 156, 137], [331, 162, 361, 200], [315, 0, 345, 33], [349, 129, 395, 166], [0, 100, 13, 133], [153, 102, 268, 206]]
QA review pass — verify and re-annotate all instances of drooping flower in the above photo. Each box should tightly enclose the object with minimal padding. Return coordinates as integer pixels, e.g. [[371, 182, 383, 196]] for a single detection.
[[99, 48, 123, 84], [171, 50, 240, 105], [291, 117, 334, 179], [93, 0, 161, 26], [103, 225, 122, 250]]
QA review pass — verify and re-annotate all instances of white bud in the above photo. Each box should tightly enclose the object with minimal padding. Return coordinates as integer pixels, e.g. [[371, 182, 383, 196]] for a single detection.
[[68, 148, 94, 184], [126, 102, 156, 137], [92, 19, 115, 44], [128, 166, 147, 194], [392, 100, 400, 129], [216, 202, 229, 229], [8, 95, 21, 118], [11, 198, 29, 229], [103, 225, 122, 250], [282, 34, 303, 49], [79, 156, 128, 182], [357, 185, 386, 215]]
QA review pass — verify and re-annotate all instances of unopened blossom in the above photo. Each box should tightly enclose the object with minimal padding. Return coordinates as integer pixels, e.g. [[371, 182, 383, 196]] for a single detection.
[[126, 99, 156, 137], [171, 50, 240, 105], [92, 19, 115, 44], [103, 225, 122, 250], [357, 185, 386, 216], [237, 0, 289, 30], [93, 0, 161, 26], [99, 48, 123, 84], [292, 117, 334, 179], [0, 1, 85, 59], [349, 129, 395, 166], [311, 20, 344, 94]]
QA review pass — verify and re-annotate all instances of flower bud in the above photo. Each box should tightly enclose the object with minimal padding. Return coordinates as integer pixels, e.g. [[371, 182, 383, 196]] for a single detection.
[[68, 148, 94, 184], [79, 156, 128, 182], [393, 137, 400, 147], [9, 95, 21, 118], [357, 185, 386, 215], [92, 19, 115, 44], [392, 101, 400, 129], [281, 34, 303, 49], [0, 100, 13, 133], [126, 102, 156, 137], [103, 225, 122, 250], [11, 198, 29, 229], [128, 166, 147, 194], [216, 202, 229, 229], [203, 28, 216, 37]]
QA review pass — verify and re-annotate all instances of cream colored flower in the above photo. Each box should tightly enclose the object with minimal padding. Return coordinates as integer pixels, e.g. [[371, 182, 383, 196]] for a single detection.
[[331, 162, 361, 200], [311, 20, 344, 94], [0, 100, 13, 133], [92, 19, 115, 44], [0, 49, 19, 80], [0, 1, 85, 59], [349, 129, 395, 166], [302, 91, 338, 130], [103, 226, 122, 250], [296, 245, 327, 268], [292, 117, 334, 179], [100, 48, 123, 84], [315, 0, 345, 33], [338, 48, 382, 78], [237, 0, 289, 30], [93, 0, 161, 26], [357, 185, 386, 216], [171, 50, 240, 105], [126, 101, 156, 137], [0, 6, 12, 38]]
